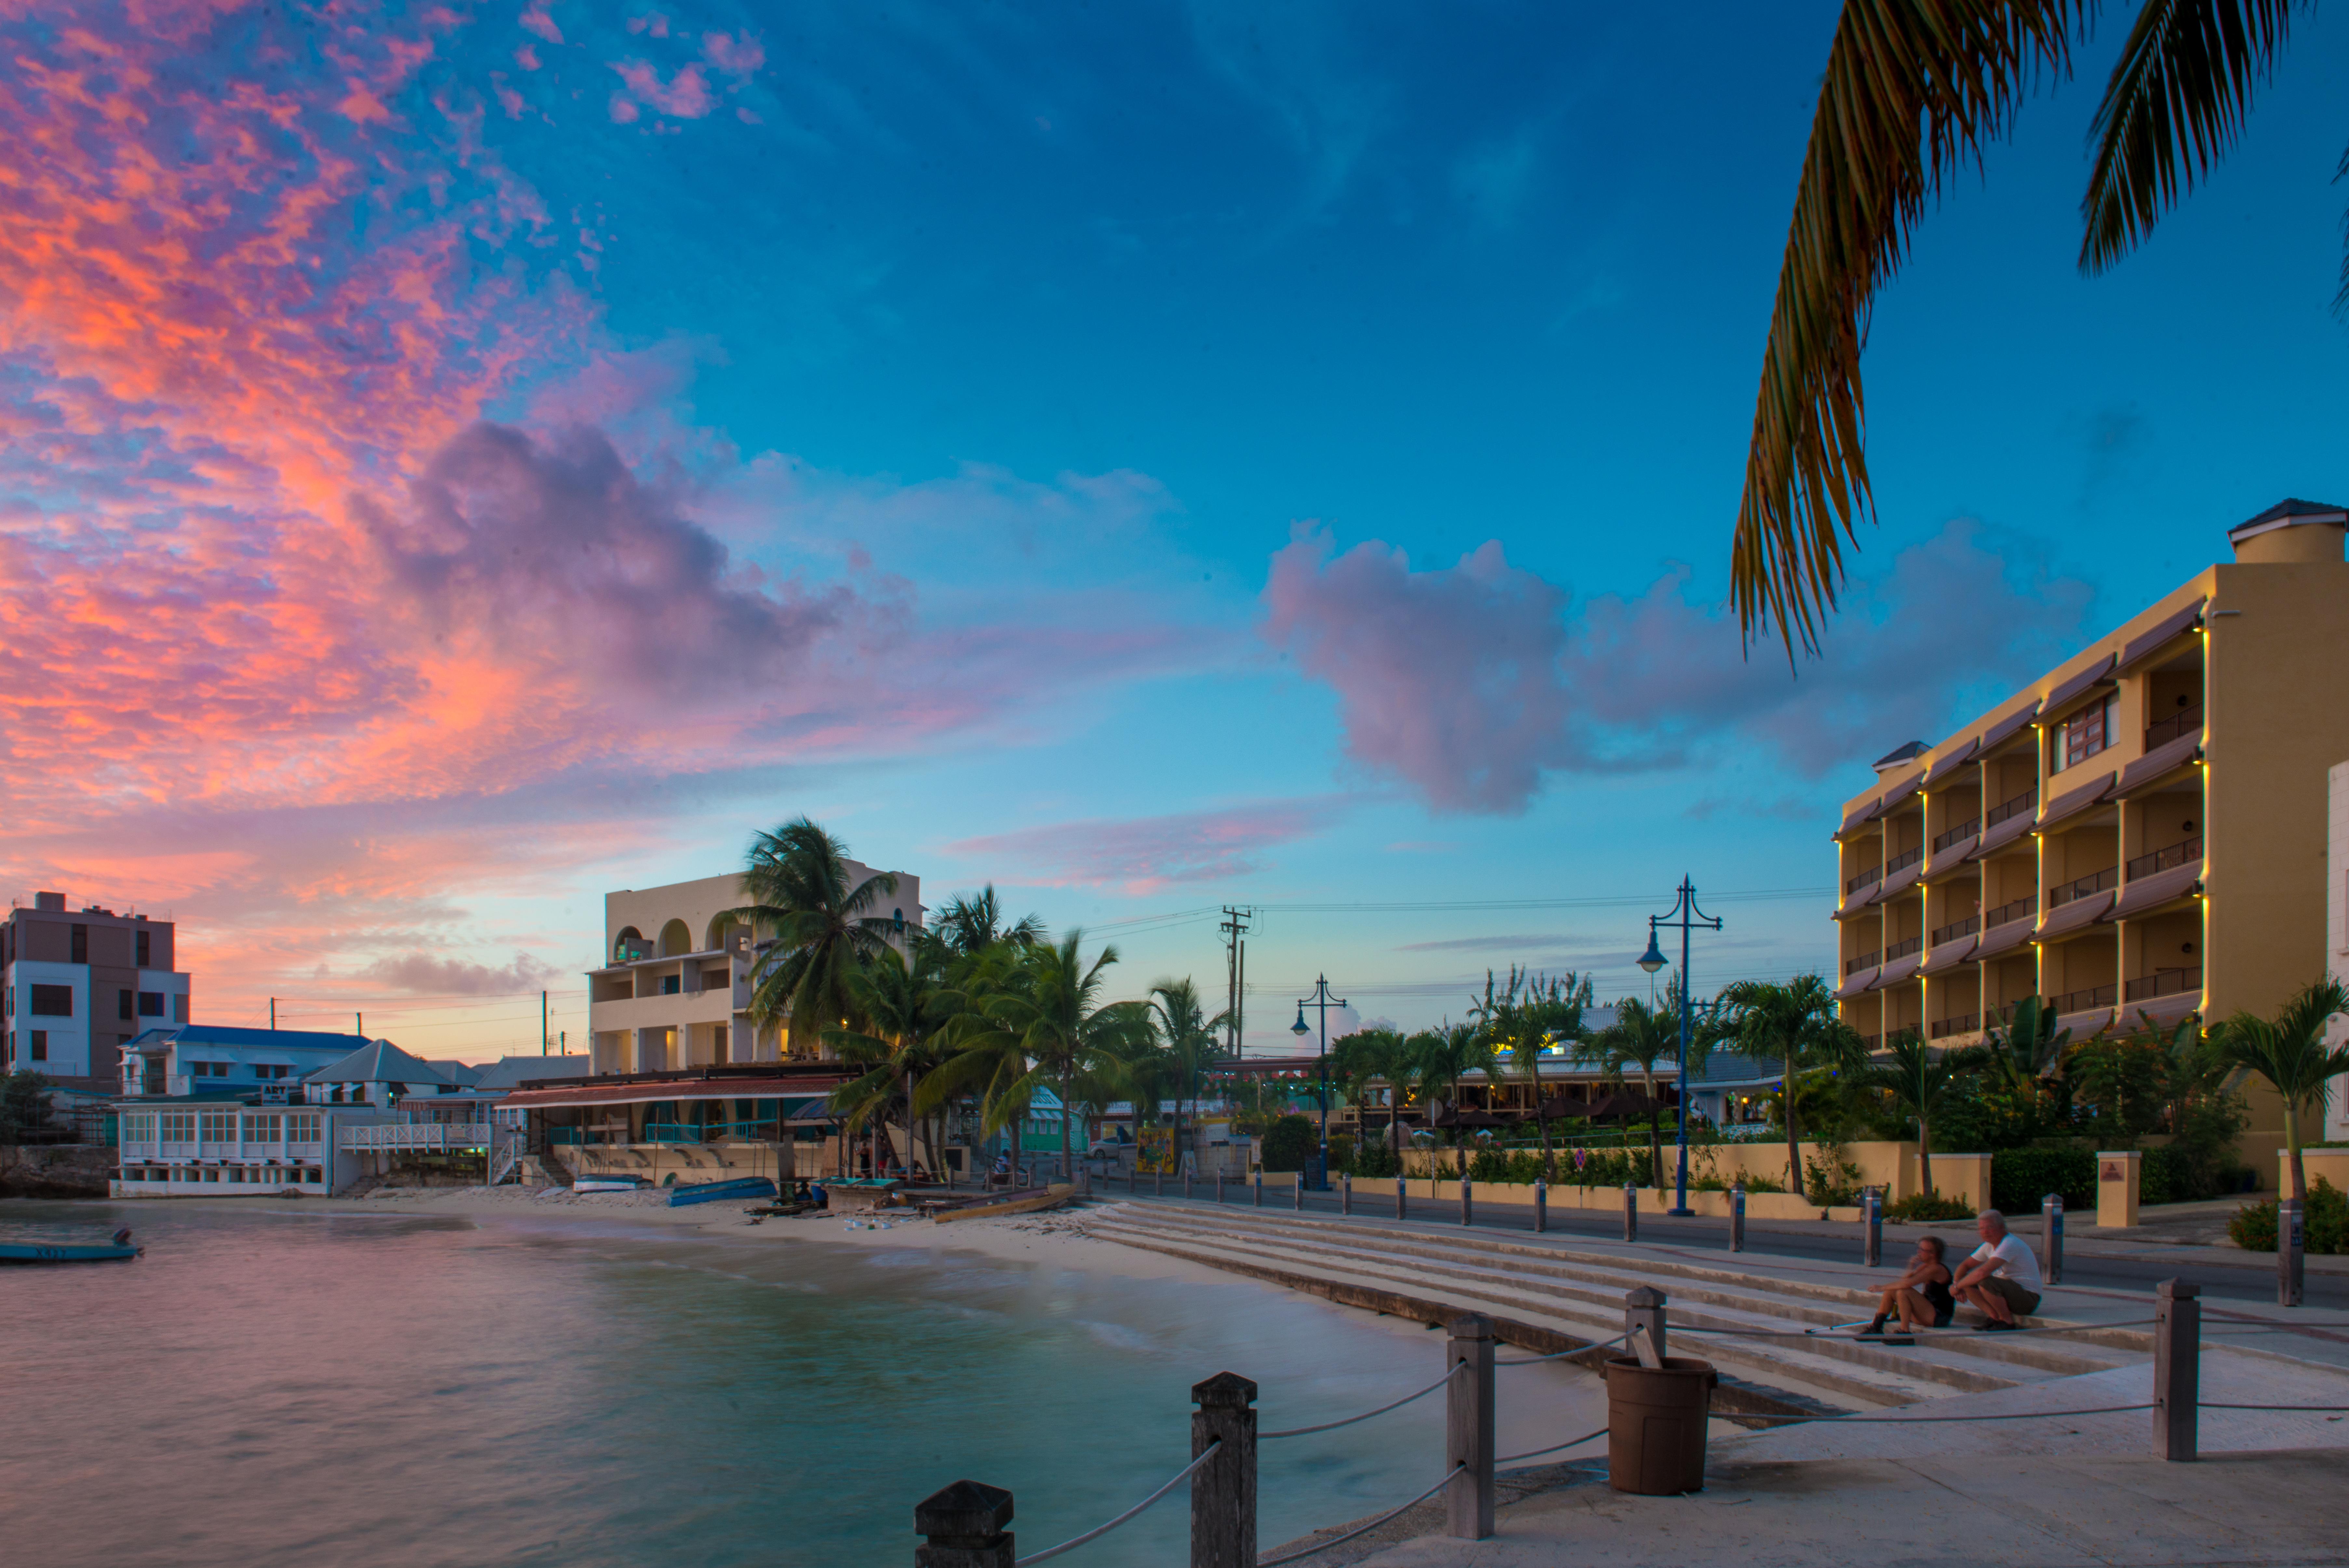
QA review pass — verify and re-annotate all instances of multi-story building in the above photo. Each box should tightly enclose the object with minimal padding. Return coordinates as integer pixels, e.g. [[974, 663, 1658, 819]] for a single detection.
[[3, 892, 192, 1085], [1834, 498, 2349, 1168], [118, 1023, 368, 1097], [585, 866, 924, 1073]]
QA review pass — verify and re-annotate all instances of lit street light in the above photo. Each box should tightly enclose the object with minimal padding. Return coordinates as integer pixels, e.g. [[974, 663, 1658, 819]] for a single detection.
[[1640, 877, 1721, 1217], [1295, 976, 1346, 1190]]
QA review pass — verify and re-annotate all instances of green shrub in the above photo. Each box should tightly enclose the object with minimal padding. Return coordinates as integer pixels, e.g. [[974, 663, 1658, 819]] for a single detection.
[[2227, 1177, 2349, 1253], [1804, 1146, 1865, 1206], [1353, 1142, 1397, 1179], [1885, 1190, 1976, 1222], [1259, 1114, 1318, 1173], [1990, 1146, 2097, 1213]]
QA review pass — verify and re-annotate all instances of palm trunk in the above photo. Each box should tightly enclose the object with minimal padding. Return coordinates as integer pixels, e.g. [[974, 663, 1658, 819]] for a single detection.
[[1642, 1066, 1662, 1188], [1060, 1068, 1073, 1184], [1918, 1116, 1933, 1200], [1784, 1050, 1806, 1202], [1532, 1057, 1555, 1180], [2288, 1099, 2307, 1204], [903, 1068, 915, 1178]]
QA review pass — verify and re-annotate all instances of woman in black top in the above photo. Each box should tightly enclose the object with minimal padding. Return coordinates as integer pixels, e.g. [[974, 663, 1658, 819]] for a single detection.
[[1861, 1234, 1954, 1342]]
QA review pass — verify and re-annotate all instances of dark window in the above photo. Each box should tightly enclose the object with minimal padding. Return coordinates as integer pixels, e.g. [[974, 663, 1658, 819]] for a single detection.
[[71, 924, 87, 963], [119, 988, 135, 1021], [136, 929, 151, 967], [662, 974, 682, 995], [173, 994, 187, 1023], [139, 991, 164, 1017], [29, 1030, 47, 1061], [29, 984, 73, 1017]]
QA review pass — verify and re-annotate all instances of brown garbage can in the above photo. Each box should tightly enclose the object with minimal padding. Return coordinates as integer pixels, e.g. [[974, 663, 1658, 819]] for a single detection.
[[1605, 1355, 1717, 1494]]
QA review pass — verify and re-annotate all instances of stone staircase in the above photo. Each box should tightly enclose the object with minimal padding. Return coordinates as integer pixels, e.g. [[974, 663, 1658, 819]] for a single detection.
[[1083, 1202, 2150, 1416]]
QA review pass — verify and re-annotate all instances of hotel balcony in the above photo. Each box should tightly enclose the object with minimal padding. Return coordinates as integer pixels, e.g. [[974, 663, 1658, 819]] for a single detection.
[[2125, 966, 2203, 1003]]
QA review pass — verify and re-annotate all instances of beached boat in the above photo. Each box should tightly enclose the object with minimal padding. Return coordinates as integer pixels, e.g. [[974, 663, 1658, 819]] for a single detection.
[[2, 1228, 141, 1264], [930, 1184, 1073, 1225], [572, 1175, 652, 1193], [667, 1176, 777, 1208]]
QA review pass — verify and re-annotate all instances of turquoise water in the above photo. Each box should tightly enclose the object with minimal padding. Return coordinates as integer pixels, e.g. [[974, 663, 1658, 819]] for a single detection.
[[0, 1202, 1599, 1566]]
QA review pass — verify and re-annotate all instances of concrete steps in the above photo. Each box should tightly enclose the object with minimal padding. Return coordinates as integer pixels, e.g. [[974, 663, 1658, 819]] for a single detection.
[[1086, 1203, 2146, 1416]]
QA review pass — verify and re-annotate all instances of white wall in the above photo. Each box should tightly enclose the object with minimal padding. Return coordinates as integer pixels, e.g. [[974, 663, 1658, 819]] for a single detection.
[[9, 961, 92, 1076]]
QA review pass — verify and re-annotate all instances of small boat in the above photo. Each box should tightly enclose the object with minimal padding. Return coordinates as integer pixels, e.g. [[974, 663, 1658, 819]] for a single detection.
[[1, 1227, 142, 1264], [931, 1184, 1074, 1225], [573, 1175, 651, 1193], [667, 1176, 778, 1208]]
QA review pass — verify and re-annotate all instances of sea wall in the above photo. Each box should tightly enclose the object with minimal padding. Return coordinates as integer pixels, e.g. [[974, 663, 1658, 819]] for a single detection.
[[0, 1143, 113, 1198]]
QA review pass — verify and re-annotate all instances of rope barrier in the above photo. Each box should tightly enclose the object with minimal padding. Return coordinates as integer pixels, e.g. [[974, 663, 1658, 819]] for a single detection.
[[1735, 1403, 2154, 1426], [1497, 1427, 1608, 1464], [1668, 1319, 2157, 1340], [1254, 1464, 1468, 1567], [1261, 1364, 1462, 1439], [1494, 1345, 1591, 1366], [2199, 1403, 2349, 1412], [1010, 1441, 1221, 1567]]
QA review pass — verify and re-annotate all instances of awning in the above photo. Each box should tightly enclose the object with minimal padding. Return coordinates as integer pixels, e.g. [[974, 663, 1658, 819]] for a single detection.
[[2107, 861, 2204, 921], [1871, 951, 1923, 989], [1923, 739, 1981, 786], [2037, 889, 2115, 940], [1838, 798, 1879, 837], [1921, 934, 1979, 974], [1974, 916, 2036, 963], [1878, 861, 1923, 903], [2037, 771, 2116, 833], [1966, 811, 2034, 863], [1871, 772, 1924, 820], [2041, 653, 2117, 718], [1977, 701, 2040, 754], [1926, 838, 1977, 878], [1835, 967, 1879, 1001], [2118, 598, 2206, 673], [2124, 992, 2200, 1031], [2114, 731, 2203, 797], [504, 1076, 848, 1110]]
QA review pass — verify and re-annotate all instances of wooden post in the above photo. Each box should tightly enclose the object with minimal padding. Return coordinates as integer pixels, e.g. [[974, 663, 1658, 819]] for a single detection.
[[2154, 1279, 2200, 1461], [1625, 1285, 1667, 1361], [1460, 1175, 1473, 1227], [913, 1479, 1014, 1567], [1446, 1314, 1494, 1540], [1622, 1183, 1638, 1243], [1396, 1172, 1408, 1220], [1191, 1373, 1258, 1568], [1533, 1177, 1547, 1233]]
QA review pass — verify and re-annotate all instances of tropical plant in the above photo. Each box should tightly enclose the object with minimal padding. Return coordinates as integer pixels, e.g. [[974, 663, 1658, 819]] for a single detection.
[[1864, 1031, 1980, 1198], [1148, 977, 1228, 1179], [1715, 974, 1862, 1202], [1471, 967, 1594, 1180], [933, 885, 1044, 957], [727, 817, 900, 1057], [1736, 0, 2317, 651], [1984, 995, 2070, 1094], [1331, 1027, 1409, 1175], [2212, 978, 2349, 1204], [0, 1069, 51, 1144], [823, 932, 960, 1178], [1582, 996, 1696, 1189], [1407, 1023, 1495, 1179]]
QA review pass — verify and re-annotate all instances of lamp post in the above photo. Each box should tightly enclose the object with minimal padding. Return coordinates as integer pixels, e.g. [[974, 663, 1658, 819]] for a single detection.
[[1639, 877, 1722, 1217], [1294, 975, 1347, 1191]]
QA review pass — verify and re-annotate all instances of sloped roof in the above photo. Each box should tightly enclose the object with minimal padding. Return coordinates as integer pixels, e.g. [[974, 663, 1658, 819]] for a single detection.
[[469, 1055, 593, 1092], [126, 1024, 369, 1055], [2231, 496, 2349, 540], [303, 1039, 452, 1087], [426, 1059, 484, 1087]]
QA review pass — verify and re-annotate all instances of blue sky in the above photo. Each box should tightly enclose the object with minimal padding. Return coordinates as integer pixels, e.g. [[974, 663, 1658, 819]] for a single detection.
[[6, 1, 2346, 1056]]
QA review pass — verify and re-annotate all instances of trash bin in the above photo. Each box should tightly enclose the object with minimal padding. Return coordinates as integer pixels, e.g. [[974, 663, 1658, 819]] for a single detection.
[[1605, 1355, 1717, 1495]]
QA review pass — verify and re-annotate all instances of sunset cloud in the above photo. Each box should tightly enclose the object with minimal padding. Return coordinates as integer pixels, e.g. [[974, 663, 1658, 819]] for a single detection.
[[945, 798, 1354, 894]]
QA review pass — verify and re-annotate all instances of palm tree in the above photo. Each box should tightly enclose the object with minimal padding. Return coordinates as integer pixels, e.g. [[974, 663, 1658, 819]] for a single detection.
[[1470, 967, 1593, 1181], [934, 885, 1044, 957], [823, 932, 960, 1180], [1407, 1023, 1494, 1180], [1716, 974, 1862, 1202], [1148, 977, 1228, 1180], [1865, 1031, 1980, 1199], [1583, 996, 1694, 1189], [726, 818, 899, 1058], [2213, 979, 2349, 1205], [1984, 995, 2071, 1097], [1736, 1, 2311, 652], [1332, 1027, 1408, 1174]]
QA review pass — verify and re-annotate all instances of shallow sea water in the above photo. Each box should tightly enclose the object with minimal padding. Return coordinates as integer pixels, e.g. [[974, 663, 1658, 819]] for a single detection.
[[0, 1201, 1603, 1566]]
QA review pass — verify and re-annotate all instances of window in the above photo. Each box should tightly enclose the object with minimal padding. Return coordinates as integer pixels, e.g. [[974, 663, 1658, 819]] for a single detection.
[[136, 929, 151, 967], [199, 1111, 236, 1144], [2056, 694, 2117, 771], [139, 991, 164, 1017], [253, 1063, 287, 1079], [286, 1112, 321, 1146], [242, 1113, 281, 1143], [173, 993, 187, 1023], [662, 974, 682, 995], [122, 1113, 155, 1144], [29, 984, 72, 1017], [118, 988, 134, 1021], [161, 1111, 196, 1144], [71, 923, 87, 963], [28, 1030, 45, 1061]]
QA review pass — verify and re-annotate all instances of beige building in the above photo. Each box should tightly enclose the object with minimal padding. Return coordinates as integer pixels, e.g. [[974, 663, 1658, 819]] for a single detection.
[[1833, 499, 2348, 1150], [585, 865, 923, 1074]]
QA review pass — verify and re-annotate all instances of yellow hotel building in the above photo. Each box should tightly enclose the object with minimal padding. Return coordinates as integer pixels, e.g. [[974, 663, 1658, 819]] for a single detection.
[[1833, 499, 2349, 1108]]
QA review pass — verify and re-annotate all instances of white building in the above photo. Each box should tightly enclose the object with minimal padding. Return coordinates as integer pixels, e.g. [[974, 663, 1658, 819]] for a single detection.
[[119, 1024, 366, 1097]]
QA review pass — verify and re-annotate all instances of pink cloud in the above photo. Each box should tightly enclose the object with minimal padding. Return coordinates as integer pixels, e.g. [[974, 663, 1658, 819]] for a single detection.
[[945, 799, 1354, 894], [514, 43, 541, 70], [1261, 521, 2095, 813], [702, 29, 764, 77], [609, 58, 712, 118], [520, 1, 563, 44], [626, 11, 670, 38]]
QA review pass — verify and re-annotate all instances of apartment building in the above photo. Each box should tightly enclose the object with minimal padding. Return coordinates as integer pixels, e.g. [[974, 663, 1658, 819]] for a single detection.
[[585, 865, 923, 1073], [1834, 499, 2349, 1113], [2, 892, 192, 1085]]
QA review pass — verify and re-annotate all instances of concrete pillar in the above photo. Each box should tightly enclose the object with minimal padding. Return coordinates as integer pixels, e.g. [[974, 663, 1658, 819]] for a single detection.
[[2097, 1150, 2142, 1228]]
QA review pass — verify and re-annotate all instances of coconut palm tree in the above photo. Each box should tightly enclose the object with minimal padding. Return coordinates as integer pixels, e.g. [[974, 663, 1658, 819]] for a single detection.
[[1984, 995, 2071, 1100], [1582, 996, 1696, 1189], [1470, 967, 1593, 1181], [823, 931, 961, 1179], [1408, 1023, 1495, 1180], [726, 818, 899, 1058], [1737, 1, 2315, 652], [2213, 979, 2349, 1204], [1716, 974, 1863, 1202], [1864, 1031, 1981, 1199], [1148, 977, 1228, 1179], [1331, 1027, 1408, 1175], [934, 885, 1044, 958]]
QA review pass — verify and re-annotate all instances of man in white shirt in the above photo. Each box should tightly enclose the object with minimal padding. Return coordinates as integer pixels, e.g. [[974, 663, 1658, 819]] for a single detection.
[[1951, 1209, 2044, 1330]]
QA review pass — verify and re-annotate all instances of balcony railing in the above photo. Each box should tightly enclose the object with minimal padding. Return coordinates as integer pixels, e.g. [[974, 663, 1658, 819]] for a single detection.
[[1984, 788, 2038, 830], [1844, 949, 1881, 976], [1930, 914, 1982, 945], [1884, 935, 1922, 962], [1929, 1014, 1980, 1039], [2124, 966, 2203, 1002], [2126, 835, 2203, 879], [2049, 865, 2119, 909], [1984, 894, 2037, 928], [2049, 981, 2119, 1015], [2145, 704, 2204, 750], [1932, 817, 1983, 852], [1886, 846, 1923, 876], [339, 1123, 492, 1151], [1844, 864, 1884, 895]]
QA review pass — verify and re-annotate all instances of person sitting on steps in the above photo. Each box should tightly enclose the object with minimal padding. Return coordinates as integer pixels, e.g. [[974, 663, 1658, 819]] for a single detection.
[[1858, 1235, 1954, 1344], [1951, 1208, 2043, 1332]]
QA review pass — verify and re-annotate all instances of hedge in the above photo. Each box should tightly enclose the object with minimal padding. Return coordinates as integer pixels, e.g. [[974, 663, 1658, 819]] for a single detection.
[[1989, 1147, 2096, 1213]]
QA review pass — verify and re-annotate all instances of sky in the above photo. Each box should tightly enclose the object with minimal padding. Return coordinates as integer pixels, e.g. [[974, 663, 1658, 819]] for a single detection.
[[4, 1, 2347, 1060]]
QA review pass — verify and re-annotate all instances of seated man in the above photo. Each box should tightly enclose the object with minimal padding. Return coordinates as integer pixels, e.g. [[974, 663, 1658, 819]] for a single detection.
[[1858, 1235, 1953, 1342], [1951, 1209, 2043, 1331]]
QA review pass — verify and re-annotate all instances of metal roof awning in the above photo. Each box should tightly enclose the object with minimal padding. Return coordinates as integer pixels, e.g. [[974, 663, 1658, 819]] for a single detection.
[[2118, 598, 2206, 673], [2041, 653, 2117, 718], [1977, 700, 2040, 754], [504, 1076, 847, 1110]]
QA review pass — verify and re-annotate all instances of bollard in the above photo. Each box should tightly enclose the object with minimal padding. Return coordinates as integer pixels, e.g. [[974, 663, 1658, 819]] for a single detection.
[[1341, 1172, 1352, 1216], [2041, 1194, 2065, 1286], [1215, 1172, 1223, 1204], [1623, 1183, 1639, 1243], [1862, 1188, 1882, 1267], [1729, 1184, 1746, 1253], [1156, 1169, 1165, 1199], [1446, 1314, 1495, 1540], [1078, 1169, 1091, 1199], [1294, 1171, 1305, 1211], [1253, 1170, 1263, 1208], [1624, 1285, 1667, 1361], [2154, 1279, 2201, 1461], [1191, 1373, 1258, 1568], [2281, 1197, 2306, 1307], [1461, 1176, 1474, 1228], [1396, 1172, 1408, 1221], [1128, 1166, 1136, 1195], [1534, 1178, 1547, 1234], [913, 1478, 1015, 1568]]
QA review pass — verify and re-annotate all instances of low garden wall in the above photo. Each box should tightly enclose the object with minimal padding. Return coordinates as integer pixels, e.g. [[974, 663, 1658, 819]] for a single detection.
[[1386, 1139, 1991, 1211]]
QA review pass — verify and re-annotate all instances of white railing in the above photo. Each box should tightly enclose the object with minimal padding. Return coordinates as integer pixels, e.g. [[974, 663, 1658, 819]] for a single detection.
[[340, 1123, 492, 1151]]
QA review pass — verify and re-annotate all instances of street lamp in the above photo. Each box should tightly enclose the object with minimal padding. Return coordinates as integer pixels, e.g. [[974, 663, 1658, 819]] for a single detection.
[[1296, 976, 1347, 1191], [1640, 877, 1722, 1217]]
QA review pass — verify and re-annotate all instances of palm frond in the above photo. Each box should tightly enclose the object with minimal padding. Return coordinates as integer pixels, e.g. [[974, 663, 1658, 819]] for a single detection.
[[2080, 0, 2297, 272], [1736, 0, 2082, 654]]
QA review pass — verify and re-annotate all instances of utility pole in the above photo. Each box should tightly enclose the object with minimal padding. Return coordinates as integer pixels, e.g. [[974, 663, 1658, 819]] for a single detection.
[[541, 990, 549, 1056], [269, 998, 275, 1031], [356, 1012, 363, 1039], [1220, 907, 1254, 1061]]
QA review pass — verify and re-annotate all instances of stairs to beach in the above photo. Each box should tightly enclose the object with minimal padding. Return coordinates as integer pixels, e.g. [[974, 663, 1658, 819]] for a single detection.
[[1083, 1201, 2150, 1416]]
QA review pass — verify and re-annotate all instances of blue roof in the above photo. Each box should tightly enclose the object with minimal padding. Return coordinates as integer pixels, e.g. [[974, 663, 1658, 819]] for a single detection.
[[129, 1024, 369, 1054]]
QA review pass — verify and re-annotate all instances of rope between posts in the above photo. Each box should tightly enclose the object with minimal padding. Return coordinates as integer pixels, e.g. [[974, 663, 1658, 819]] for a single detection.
[[1497, 1427, 1608, 1464], [1668, 1319, 2156, 1340], [2199, 1403, 2349, 1412], [1254, 1464, 1469, 1567], [1261, 1364, 1462, 1439], [1735, 1403, 2154, 1426], [1010, 1441, 1220, 1567]]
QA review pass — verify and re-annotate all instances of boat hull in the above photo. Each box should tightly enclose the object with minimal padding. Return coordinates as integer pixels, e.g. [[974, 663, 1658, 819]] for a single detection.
[[0, 1242, 140, 1264]]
